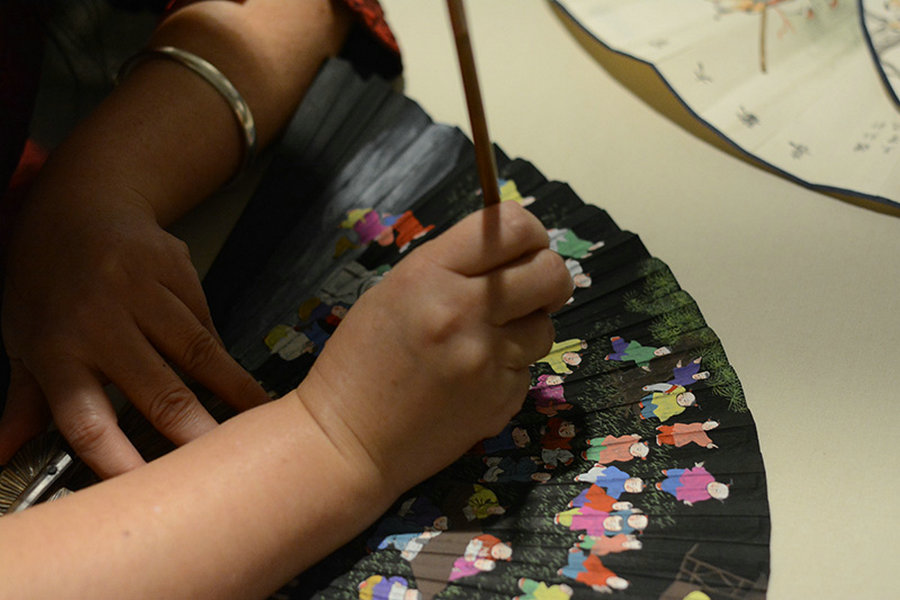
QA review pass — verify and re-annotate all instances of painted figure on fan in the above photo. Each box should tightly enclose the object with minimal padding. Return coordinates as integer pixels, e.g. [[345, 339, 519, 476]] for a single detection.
[[480, 456, 551, 484], [447, 534, 512, 581], [463, 485, 506, 521], [467, 423, 531, 455], [657, 462, 730, 506], [564, 258, 592, 289], [642, 357, 709, 393], [574, 464, 645, 497], [640, 387, 697, 422], [377, 529, 443, 562], [316, 260, 387, 306], [559, 550, 629, 593], [555, 506, 648, 537], [527, 374, 572, 417], [497, 178, 536, 207], [576, 532, 642, 557], [366, 496, 447, 552], [514, 577, 574, 600], [546, 227, 604, 259], [656, 420, 719, 449], [568, 484, 633, 514], [583, 433, 649, 463], [604, 335, 671, 369], [357, 575, 421, 600], [340, 208, 434, 252], [536, 338, 587, 374], [263, 324, 314, 360], [540, 418, 576, 469]]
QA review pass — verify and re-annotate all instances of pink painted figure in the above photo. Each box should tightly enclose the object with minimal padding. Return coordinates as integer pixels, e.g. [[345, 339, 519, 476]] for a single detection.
[[527, 374, 572, 416], [341, 208, 393, 245], [556, 506, 648, 538], [448, 534, 512, 582], [657, 462, 730, 506]]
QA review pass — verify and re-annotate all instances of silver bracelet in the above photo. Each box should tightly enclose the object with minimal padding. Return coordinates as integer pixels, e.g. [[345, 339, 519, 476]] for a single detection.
[[118, 45, 257, 182]]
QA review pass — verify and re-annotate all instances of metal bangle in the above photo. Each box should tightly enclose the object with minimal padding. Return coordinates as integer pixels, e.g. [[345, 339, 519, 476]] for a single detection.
[[118, 45, 257, 183]]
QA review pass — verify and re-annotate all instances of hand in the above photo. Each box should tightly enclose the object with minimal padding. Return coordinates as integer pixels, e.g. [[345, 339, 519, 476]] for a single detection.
[[294, 201, 574, 493], [0, 188, 269, 477]]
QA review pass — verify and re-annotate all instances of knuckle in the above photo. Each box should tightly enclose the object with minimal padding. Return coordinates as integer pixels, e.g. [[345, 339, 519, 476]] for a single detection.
[[420, 300, 467, 347], [145, 383, 198, 433], [178, 328, 221, 373], [64, 413, 115, 455], [503, 204, 546, 247], [537, 249, 575, 301]]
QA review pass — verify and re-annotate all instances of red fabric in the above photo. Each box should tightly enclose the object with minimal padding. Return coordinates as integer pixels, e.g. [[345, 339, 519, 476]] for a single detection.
[[341, 0, 400, 55]]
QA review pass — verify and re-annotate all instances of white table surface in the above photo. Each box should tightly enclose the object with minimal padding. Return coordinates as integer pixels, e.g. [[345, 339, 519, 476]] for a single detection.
[[176, 2, 900, 598]]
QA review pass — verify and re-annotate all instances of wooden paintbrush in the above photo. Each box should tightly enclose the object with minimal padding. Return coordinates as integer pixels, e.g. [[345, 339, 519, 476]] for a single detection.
[[447, 0, 501, 207]]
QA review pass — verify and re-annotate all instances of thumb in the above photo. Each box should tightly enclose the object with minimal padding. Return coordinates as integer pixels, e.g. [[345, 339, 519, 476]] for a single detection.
[[0, 361, 51, 464]]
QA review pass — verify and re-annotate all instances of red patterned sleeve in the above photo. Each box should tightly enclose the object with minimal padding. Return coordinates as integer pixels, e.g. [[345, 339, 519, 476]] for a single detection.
[[165, 0, 402, 78], [334, 0, 404, 78]]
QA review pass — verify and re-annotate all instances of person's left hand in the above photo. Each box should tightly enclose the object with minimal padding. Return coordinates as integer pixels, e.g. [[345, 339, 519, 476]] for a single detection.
[[0, 186, 269, 477]]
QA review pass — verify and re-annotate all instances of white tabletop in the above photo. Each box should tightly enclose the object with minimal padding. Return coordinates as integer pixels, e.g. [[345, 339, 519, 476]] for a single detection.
[[379, 2, 900, 599], [177, 2, 900, 598]]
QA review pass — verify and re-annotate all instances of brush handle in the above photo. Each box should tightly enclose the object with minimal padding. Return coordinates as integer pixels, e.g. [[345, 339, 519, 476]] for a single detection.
[[447, 0, 501, 206]]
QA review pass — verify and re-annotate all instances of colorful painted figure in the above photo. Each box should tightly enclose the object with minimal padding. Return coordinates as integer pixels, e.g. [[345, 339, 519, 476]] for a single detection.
[[341, 208, 434, 252], [642, 357, 709, 394], [385, 211, 434, 252], [342, 208, 393, 245], [367, 496, 447, 552], [555, 506, 647, 538], [568, 484, 633, 514], [574, 464, 644, 498], [463, 485, 506, 521], [377, 529, 442, 562], [537, 338, 587, 374], [604, 335, 671, 369], [658, 462, 730, 506], [448, 534, 512, 581], [546, 228, 604, 259], [498, 178, 536, 207], [481, 456, 550, 484], [468, 424, 530, 455], [583, 433, 649, 464], [564, 258, 592, 289], [559, 550, 629, 593], [514, 577, 574, 600], [263, 324, 314, 360], [358, 575, 421, 600], [577, 532, 642, 557], [317, 260, 385, 306], [540, 418, 576, 469], [527, 374, 572, 417], [656, 421, 719, 449], [639, 387, 697, 422]]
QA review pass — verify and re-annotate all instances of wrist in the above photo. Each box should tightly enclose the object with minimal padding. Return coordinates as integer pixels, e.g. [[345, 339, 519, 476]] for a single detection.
[[289, 373, 403, 503]]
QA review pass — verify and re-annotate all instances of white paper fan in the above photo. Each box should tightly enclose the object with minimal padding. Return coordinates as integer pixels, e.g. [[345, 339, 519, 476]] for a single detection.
[[861, 0, 900, 108], [553, 0, 900, 209]]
